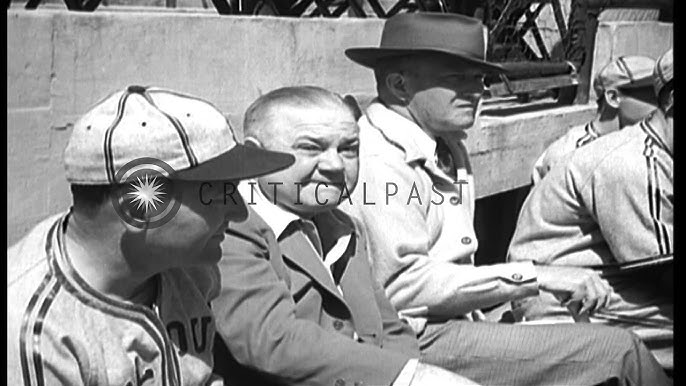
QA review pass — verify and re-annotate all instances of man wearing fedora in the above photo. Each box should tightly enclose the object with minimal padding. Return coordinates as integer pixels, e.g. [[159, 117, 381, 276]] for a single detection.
[[341, 12, 671, 385]]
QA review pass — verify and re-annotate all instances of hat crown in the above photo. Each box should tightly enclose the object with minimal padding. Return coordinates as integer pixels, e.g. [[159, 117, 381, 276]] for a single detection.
[[593, 55, 656, 98], [64, 86, 237, 184], [378, 13, 487, 60]]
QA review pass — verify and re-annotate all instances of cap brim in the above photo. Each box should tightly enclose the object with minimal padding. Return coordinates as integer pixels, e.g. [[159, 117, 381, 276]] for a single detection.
[[616, 75, 654, 90], [345, 47, 506, 74], [172, 144, 295, 181]]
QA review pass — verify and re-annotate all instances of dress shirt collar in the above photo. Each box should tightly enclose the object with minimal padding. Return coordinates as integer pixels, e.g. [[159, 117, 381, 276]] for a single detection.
[[238, 181, 355, 244], [239, 181, 300, 239]]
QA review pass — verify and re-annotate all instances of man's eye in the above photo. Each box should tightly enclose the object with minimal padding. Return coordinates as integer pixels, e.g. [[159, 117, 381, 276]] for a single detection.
[[340, 145, 359, 155], [297, 143, 321, 152]]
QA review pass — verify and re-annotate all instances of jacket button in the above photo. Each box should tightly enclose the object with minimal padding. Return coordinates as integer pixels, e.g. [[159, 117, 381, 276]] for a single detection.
[[511, 273, 523, 281], [333, 320, 344, 330], [461, 237, 472, 245], [334, 379, 346, 386]]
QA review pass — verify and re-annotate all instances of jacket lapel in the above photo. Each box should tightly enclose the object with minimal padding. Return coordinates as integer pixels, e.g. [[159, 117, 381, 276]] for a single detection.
[[279, 230, 348, 305], [338, 234, 383, 345]]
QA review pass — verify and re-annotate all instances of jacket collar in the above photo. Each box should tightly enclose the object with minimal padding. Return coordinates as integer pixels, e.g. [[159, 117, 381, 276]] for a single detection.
[[239, 181, 355, 305], [365, 100, 471, 182], [642, 109, 673, 156], [239, 181, 355, 243], [365, 100, 436, 165]]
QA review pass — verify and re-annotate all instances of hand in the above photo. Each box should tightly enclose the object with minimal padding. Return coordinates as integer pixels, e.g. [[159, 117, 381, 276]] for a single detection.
[[534, 265, 613, 316], [410, 363, 480, 385]]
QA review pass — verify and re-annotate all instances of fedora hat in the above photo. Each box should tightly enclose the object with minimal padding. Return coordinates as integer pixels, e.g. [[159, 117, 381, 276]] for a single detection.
[[345, 12, 505, 73]]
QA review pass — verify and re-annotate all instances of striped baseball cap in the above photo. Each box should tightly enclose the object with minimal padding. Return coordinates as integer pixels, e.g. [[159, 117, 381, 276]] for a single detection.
[[593, 55, 656, 98], [654, 48, 673, 96], [64, 85, 295, 184]]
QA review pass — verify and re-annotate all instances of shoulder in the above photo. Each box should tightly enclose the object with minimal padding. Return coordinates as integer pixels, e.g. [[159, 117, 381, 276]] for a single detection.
[[223, 205, 275, 250], [358, 114, 408, 163], [8, 214, 64, 287], [541, 124, 588, 166], [567, 123, 646, 179]]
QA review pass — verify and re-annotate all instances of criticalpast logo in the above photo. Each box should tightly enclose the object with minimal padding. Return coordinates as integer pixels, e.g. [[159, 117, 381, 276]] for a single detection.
[[110, 157, 181, 229]]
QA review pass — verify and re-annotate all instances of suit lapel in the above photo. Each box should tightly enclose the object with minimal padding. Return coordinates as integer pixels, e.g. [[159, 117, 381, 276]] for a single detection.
[[279, 230, 348, 305], [338, 234, 383, 344]]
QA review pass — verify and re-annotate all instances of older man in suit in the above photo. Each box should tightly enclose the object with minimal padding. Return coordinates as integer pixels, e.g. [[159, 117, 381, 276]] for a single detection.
[[211, 86, 476, 386]]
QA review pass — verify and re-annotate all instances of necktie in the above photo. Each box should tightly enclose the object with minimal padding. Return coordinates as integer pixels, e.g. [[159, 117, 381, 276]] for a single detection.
[[300, 219, 324, 258], [435, 137, 457, 179]]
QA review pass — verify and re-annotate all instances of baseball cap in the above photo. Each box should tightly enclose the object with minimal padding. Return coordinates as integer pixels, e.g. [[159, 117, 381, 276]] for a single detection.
[[64, 85, 295, 184], [593, 55, 656, 98], [654, 48, 673, 96]]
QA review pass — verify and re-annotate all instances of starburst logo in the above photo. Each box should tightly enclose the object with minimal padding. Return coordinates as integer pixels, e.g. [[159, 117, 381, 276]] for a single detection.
[[111, 158, 181, 229], [127, 175, 167, 213]]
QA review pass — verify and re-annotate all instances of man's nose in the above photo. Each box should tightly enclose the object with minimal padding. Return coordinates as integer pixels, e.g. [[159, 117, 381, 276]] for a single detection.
[[318, 149, 345, 172], [225, 190, 248, 222]]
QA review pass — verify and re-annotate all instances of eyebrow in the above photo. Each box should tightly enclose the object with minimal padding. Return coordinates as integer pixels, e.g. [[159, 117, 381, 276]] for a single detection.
[[291, 132, 359, 145]]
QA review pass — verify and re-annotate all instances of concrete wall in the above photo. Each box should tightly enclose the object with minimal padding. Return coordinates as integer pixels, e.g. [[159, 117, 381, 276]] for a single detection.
[[5, 9, 671, 245], [7, 9, 383, 245]]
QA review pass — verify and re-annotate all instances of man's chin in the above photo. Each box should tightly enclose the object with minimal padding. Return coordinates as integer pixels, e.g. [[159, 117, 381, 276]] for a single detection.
[[196, 240, 224, 264]]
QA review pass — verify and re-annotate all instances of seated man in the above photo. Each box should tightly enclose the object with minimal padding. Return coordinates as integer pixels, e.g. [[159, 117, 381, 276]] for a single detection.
[[340, 12, 670, 385], [7, 85, 295, 385], [532, 55, 658, 183], [508, 49, 673, 366], [211, 86, 476, 386]]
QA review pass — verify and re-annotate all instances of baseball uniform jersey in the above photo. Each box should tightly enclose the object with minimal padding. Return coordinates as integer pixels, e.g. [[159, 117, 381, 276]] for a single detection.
[[8, 212, 223, 386], [531, 121, 600, 184], [508, 111, 672, 327]]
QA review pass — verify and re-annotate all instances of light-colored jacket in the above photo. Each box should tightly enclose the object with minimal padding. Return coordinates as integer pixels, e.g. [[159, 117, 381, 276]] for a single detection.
[[7, 213, 222, 386], [341, 101, 539, 333], [532, 121, 599, 184]]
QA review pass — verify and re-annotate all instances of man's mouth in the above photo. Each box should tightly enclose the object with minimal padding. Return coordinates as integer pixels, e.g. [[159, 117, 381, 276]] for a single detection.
[[308, 180, 345, 187]]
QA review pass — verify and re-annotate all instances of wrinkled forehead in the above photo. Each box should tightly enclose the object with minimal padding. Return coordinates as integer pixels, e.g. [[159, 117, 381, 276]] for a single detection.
[[280, 103, 358, 128], [270, 104, 359, 143]]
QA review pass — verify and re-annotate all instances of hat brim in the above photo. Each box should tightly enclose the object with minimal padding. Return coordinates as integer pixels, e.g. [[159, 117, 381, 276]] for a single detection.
[[345, 47, 506, 74], [172, 144, 295, 181]]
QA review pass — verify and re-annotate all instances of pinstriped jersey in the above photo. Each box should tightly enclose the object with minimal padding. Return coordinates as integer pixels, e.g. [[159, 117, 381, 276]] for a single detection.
[[7, 213, 223, 386], [531, 121, 601, 184], [508, 111, 672, 326]]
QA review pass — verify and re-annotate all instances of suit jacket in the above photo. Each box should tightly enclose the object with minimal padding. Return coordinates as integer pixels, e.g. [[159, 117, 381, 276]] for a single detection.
[[212, 206, 419, 386]]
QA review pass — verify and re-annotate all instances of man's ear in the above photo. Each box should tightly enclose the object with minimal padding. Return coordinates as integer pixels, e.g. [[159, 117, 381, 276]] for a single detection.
[[664, 89, 674, 113], [385, 72, 412, 104], [604, 89, 621, 109]]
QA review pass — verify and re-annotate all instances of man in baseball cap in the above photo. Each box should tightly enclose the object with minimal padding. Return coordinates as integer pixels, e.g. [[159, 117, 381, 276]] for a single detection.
[[7, 85, 294, 385], [532, 55, 658, 183], [509, 48, 673, 368], [340, 12, 670, 385]]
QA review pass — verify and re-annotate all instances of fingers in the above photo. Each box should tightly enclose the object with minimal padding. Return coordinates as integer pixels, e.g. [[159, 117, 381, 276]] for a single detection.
[[579, 274, 599, 315], [600, 277, 613, 310], [580, 272, 612, 315], [539, 266, 615, 315]]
